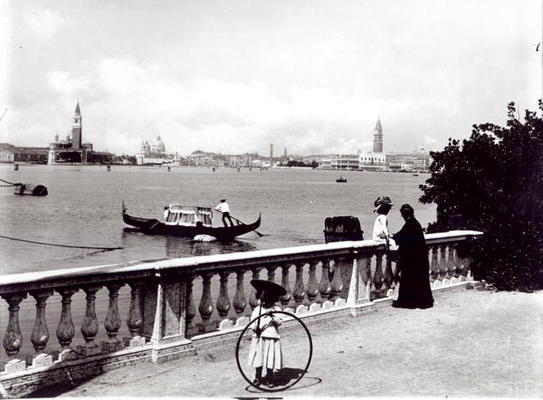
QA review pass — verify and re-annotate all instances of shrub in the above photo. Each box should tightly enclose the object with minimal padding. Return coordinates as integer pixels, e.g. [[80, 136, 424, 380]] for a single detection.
[[420, 102, 543, 291]]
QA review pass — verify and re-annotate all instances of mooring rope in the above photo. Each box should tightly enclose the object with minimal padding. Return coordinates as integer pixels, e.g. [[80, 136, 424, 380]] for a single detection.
[[0, 178, 19, 186], [0, 234, 123, 251]]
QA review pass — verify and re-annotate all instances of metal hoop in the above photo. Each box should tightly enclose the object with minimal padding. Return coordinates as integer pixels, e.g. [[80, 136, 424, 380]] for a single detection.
[[235, 310, 313, 393]]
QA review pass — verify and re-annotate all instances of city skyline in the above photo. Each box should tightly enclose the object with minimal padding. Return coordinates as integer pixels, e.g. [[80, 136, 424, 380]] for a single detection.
[[0, 0, 540, 155]]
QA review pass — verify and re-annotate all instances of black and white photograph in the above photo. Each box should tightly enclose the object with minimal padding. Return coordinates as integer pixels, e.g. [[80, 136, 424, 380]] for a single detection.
[[0, 0, 541, 398]]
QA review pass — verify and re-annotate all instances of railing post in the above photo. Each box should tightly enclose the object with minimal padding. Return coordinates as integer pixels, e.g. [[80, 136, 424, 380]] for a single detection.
[[150, 275, 192, 363], [197, 272, 215, 333], [293, 263, 306, 306], [29, 289, 54, 368], [233, 270, 247, 316], [2, 293, 27, 373], [248, 268, 262, 309], [280, 265, 292, 307], [216, 271, 231, 318], [102, 283, 124, 353], [185, 275, 196, 335], [79, 285, 102, 356], [383, 253, 394, 296], [56, 287, 78, 360], [306, 261, 320, 302], [330, 259, 344, 301], [371, 253, 385, 300], [319, 259, 332, 301], [125, 282, 144, 347]]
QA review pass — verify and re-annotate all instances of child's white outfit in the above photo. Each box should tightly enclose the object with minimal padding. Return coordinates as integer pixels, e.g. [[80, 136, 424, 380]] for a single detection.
[[372, 214, 397, 249], [247, 305, 283, 375]]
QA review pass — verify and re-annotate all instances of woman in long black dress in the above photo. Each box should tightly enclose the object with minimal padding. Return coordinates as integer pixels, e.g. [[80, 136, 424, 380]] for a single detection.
[[391, 204, 434, 309]]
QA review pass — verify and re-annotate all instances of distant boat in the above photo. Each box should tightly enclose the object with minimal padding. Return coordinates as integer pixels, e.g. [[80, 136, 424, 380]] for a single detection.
[[122, 202, 261, 241], [336, 176, 347, 183], [412, 173, 419, 176]]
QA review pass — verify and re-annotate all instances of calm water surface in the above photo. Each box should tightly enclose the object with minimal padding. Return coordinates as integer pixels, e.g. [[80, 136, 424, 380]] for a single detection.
[[0, 164, 435, 275]]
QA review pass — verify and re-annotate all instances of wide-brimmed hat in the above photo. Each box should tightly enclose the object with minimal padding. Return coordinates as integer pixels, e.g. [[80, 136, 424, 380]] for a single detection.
[[250, 279, 287, 298], [373, 196, 393, 212]]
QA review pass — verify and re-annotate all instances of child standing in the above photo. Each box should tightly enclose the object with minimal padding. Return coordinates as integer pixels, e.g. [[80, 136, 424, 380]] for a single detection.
[[247, 279, 287, 388]]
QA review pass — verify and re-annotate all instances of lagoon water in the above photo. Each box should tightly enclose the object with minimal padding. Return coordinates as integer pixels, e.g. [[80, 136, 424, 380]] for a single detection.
[[0, 164, 436, 275]]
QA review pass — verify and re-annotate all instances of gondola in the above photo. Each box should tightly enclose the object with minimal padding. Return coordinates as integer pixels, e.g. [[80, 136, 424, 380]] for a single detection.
[[122, 202, 261, 241]]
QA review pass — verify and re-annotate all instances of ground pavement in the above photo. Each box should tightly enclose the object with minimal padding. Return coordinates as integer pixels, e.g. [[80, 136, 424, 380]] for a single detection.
[[48, 287, 542, 398]]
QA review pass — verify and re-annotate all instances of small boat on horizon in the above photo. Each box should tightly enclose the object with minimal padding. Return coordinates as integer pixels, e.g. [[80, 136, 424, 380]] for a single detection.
[[336, 176, 347, 183], [122, 202, 261, 241]]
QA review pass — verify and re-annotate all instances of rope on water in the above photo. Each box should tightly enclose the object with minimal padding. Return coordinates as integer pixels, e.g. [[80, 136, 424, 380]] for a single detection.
[[0, 234, 123, 251], [0, 178, 19, 186]]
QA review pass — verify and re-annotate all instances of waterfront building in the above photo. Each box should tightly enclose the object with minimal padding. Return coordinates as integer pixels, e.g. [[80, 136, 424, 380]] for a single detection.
[[0, 143, 49, 164], [359, 152, 387, 171], [48, 102, 113, 164], [317, 154, 360, 170], [136, 136, 174, 165], [386, 152, 430, 172]]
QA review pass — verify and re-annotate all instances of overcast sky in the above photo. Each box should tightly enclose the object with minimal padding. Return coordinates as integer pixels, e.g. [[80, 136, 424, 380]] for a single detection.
[[0, 0, 540, 155]]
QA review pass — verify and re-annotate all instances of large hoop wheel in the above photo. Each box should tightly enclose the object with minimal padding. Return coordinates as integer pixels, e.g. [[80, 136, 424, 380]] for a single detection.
[[235, 310, 313, 393]]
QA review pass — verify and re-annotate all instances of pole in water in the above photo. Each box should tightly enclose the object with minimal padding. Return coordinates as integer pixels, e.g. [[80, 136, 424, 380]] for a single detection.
[[168, 166, 171, 172]]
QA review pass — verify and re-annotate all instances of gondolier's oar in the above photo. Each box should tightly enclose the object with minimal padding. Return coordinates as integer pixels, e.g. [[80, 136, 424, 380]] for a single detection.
[[216, 211, 266, 237]]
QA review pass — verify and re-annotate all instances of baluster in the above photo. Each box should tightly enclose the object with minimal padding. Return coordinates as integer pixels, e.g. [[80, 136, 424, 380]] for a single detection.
[[123, 283, 144, 347], [360, 257, 372, 301], [185, 275, 196, 328], [383, 254, 394, 295], [56, 288, 77, 350], [2, 293, 27, 357], [127, 283, 143, 337], [216, 271, 231, 318], [79, 286, 102, 356], [233, 270, 247, 315], [330, 259, 344, 301], [267, 266, 277, 283], [372, 253, 384, 299], [103, 284, 123, 352], [1, 293, 27, 373], [30, 290, 53, 356], [319, 260, 332, 301], [306, 261, 320, 302], [248, 268, 262, 309], [280, 265, 292, 307], [439, 245, 449, 281], [449, 244, 459, 278], [198, 273, 214, 332], [430, 246, 439, 284], [292, 263, 306, 305]]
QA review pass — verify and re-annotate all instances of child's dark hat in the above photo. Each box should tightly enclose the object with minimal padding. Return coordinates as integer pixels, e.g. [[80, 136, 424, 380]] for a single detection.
[[250, 279, 287, 297]]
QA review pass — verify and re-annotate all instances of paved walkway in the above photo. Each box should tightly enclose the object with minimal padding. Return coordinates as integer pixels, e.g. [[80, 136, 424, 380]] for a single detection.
[[52, 287, 542, 398]]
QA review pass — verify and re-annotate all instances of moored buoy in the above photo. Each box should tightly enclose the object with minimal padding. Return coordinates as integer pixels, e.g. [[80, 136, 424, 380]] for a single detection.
[[13, 163, 19, 171], [13, 183, 48, 196]]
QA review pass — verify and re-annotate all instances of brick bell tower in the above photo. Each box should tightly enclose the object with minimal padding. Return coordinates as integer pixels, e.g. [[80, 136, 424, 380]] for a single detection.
[[373, 116, 383, 153], [71, 101, 82, 149]]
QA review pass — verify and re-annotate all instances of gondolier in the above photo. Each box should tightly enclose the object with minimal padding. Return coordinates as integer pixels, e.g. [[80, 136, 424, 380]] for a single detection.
[[122, 202, 261, 240], [215, 199, 234, 227]]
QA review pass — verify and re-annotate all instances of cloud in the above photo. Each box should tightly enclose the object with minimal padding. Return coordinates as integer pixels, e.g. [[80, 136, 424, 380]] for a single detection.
[[40, 57, 410, 155], [23, 9, 64, 37]]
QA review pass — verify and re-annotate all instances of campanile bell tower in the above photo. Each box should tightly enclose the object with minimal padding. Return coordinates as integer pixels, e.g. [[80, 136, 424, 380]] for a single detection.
[[71, 101, 82, 149], [373, 116, 383, 153]]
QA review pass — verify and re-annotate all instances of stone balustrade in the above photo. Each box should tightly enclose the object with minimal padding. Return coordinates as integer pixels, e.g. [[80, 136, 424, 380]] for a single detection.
[[0, 230, 481, 395]]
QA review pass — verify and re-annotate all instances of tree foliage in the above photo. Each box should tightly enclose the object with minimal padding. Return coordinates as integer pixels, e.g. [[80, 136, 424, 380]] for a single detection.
[[420, 102, 543, 291]]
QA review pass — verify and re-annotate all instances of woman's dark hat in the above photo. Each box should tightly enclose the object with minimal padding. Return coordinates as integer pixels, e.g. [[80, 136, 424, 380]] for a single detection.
[[250, 279, 287, 297], [373, 196, 393, 212]]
